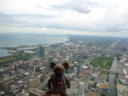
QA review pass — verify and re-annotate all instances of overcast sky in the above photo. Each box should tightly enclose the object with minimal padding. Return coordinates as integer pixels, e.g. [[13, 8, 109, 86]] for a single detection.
[[0, 0, 128, 37]]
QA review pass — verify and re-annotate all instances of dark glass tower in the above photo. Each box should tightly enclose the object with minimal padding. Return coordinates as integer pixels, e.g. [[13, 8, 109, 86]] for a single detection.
[[39, 44, 45, 58]]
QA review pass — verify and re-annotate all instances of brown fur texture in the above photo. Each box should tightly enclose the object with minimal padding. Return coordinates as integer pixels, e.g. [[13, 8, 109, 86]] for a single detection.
[[47, 62, 71, 95], [50, 62, 56, 69], [62, 62, 69, 69]]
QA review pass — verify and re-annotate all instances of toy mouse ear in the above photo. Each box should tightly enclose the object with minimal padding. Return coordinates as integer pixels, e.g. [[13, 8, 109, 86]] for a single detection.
[[50, 62, 56, 69], [62, 62, 69, 69]]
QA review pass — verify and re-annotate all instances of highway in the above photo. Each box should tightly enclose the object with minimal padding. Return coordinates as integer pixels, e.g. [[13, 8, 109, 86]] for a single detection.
[[109, 57, 117, 96]]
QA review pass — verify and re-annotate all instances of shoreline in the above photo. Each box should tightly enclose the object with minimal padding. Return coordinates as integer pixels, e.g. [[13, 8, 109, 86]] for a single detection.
[[0, 37, 69, 58]]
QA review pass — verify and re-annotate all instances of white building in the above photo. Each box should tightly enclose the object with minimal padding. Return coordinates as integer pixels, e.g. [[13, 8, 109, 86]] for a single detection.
[[79, 81, 85, 96]]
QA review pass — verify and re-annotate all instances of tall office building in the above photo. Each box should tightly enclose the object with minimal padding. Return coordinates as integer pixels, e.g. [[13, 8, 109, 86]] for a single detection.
[[77, 65, 80, 76], [39, 45, 45, 58], [79, 81, 85, 96]]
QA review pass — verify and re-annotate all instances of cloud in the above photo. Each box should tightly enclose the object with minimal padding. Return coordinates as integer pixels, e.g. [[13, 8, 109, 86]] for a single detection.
[[0, 0, 128, 37], [0, 13, 56, 27], [53, 0, 102, 14]]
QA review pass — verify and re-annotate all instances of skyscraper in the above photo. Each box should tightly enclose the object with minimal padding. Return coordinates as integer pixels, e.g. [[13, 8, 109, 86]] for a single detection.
[[79, 81, 85, 96], [39, 45, 45, 58]]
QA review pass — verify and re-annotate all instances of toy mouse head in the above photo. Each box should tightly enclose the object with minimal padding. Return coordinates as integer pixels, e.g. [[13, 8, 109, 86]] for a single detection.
[[50, 62, 69, 75]]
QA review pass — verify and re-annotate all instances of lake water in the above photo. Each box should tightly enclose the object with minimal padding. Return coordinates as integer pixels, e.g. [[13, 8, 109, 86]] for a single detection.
[[0, 49, 10, 57], [0, 33, 68, 57]]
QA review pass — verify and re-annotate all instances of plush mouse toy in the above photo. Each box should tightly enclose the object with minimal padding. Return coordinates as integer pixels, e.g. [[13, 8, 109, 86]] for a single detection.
[[47, 62, 71, 96]]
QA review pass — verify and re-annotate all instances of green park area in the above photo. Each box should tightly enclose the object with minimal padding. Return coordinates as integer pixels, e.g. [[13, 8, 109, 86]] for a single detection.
[[0, 57, 14, 67], [13, 50, 32, 61], [0, 51, 33, 67], [90, 55, 114, 69]]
